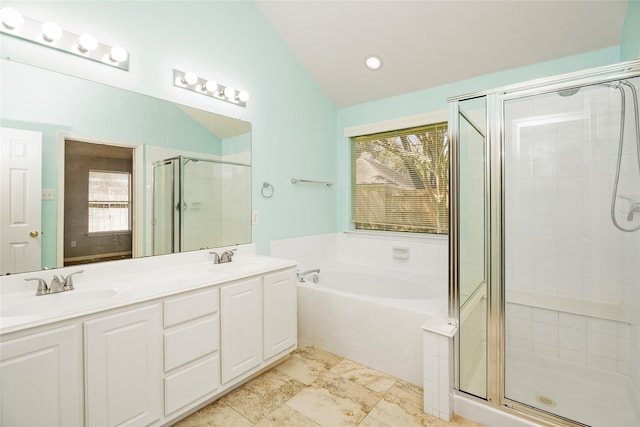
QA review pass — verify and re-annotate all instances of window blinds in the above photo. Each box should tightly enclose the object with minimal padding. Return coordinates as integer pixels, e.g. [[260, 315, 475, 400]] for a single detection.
[[351, 122, 449, 235]]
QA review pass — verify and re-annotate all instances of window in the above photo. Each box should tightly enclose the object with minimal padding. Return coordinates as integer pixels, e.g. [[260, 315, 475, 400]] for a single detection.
[[351, 122, 449, 235], [88, 170, 131, 233]]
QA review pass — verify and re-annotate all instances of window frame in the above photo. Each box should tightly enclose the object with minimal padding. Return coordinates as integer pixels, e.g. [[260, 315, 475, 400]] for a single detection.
[[87, 169, 132, 234], [345, 110, 449, 239]]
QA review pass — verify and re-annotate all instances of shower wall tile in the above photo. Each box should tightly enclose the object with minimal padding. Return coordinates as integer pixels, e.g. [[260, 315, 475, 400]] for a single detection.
[[506, 302, 630, 376], [587, 354, 618, 373], [559, 348, 587, 365]]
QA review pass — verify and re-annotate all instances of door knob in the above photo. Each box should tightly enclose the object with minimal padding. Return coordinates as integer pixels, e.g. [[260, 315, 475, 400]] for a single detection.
[[29, 231, 39, 238]]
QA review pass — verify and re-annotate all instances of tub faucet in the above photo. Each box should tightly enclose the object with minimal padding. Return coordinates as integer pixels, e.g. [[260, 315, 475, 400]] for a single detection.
[[627, 202, 640, 221], [297, 269, 320, 283]]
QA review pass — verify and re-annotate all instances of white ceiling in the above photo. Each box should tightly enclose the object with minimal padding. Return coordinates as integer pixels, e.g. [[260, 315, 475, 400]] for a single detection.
[[256, 0, 629, 108]]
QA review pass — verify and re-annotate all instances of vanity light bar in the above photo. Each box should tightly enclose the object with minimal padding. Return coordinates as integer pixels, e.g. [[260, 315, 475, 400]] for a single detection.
[[173, 69, 249, 107], [0, 7, 130, 71]]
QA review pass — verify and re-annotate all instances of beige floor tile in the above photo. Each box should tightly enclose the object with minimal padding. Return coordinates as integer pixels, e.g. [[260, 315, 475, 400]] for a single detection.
[[220, 369, 306, 423], [255, 404, 322, 427], [382, 379, 426, 418], [173, 400, 252, 427], [286, 386, 368, 426], [275, 353, 329, 385], [293, 345, 344, 369], [357, 415, 392, 427], [368, 399, 439, 427], [329, 359, 397, 394], [447, 414, 484, 427], [313, 371, 382, 413]]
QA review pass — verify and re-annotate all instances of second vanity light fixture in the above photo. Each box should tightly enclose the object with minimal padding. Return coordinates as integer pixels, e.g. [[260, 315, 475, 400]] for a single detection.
[[0, 7, 129, 71], [174, 69, 249, 107]]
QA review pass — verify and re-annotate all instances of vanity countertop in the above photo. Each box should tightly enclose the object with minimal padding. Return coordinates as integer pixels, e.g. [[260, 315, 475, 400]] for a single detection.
[[0, 253, 296, 335]]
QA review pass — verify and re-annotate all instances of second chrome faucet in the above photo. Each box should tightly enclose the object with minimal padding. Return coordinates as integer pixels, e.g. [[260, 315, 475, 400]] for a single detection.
[[209, 249, 237, 264], [24, 270, 84, 296]]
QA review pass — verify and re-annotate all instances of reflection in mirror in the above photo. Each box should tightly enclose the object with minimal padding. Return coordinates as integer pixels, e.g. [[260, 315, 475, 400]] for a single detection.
[[152, 156, 251, 255], [0, 58, 252, 275]]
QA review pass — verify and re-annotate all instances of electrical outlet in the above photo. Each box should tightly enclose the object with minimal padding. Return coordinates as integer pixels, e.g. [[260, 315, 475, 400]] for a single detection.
[[42, 189, 54, 200], [71, 240, 77, 248], [252, 211, 259, 225]]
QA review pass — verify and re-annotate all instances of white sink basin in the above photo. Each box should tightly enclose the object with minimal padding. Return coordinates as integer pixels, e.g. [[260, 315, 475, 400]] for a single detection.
[[1, 289, 119, 317]]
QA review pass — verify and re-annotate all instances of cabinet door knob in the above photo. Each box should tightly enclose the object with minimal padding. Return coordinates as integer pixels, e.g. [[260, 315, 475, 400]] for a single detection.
[[29, 230, 39, 238]]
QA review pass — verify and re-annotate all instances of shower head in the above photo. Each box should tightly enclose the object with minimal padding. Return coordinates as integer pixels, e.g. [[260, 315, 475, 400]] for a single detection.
[[557, 87, 580, 97]]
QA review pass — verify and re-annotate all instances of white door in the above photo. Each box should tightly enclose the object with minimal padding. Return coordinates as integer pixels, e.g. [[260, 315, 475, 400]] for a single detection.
[[0, 127, 42, 274]]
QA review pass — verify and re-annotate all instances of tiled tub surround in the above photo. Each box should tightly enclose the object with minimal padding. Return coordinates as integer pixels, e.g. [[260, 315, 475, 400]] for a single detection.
[[272, 233, 448, 386], [0, 246, 299, 426]]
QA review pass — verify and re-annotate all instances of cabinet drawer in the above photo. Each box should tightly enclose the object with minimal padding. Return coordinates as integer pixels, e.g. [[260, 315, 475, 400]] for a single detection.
[[164, 355, 219, 416], [164, 288, 219, 327], [165, 317, 219, 371]]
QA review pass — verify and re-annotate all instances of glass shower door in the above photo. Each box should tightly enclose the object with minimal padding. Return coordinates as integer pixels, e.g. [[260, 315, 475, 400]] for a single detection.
[[456, 97, 488, 399], [502, 78, 640, 426]]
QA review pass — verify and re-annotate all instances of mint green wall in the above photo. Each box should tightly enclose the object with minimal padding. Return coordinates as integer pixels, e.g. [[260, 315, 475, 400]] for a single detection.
[[0, 1, 337, 255], [621, 0, 640, 60], [1, 2, 633, 257], [335, 47, 622, 230]]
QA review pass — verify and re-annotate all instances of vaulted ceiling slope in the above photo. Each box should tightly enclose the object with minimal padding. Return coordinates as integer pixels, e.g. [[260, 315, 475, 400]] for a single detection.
[[256, 1, 628, 108]]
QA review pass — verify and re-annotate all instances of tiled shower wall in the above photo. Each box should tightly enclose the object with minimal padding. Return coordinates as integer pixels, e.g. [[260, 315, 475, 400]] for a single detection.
[[506, 303, 631, 374]]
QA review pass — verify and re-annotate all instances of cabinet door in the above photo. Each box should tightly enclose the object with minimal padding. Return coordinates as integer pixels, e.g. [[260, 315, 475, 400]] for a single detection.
[[263, 269, 297, 359], [0, 325, 82, 427], [84, 304, 162, 427], [220, 277, 262, 384]]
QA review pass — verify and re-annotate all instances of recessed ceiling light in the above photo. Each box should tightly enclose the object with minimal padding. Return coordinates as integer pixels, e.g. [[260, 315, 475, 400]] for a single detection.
[[365, 55, 383, 71]]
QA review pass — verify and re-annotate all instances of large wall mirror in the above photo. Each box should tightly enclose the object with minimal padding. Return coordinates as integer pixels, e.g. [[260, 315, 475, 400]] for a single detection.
[[0, 58, 252, 275]]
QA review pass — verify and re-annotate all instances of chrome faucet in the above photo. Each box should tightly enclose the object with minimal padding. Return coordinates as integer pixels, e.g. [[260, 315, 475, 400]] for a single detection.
[[297, 269, 320, 283], [210, 249, 237, 264], [24, 270, 84, 296], [627, 202, 640, 221]]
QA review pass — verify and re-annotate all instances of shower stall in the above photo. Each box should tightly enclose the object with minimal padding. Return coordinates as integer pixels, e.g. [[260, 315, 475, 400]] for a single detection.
[[449, 60, 640, 426], [152, 155, 251, 255]]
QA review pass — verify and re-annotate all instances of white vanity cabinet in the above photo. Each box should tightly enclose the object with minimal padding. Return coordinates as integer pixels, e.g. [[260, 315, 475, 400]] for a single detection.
[[84, 303, 162, 427], [0, 261, 298, 427], [220, 277, 263, 384], [0, 323, 82, 427], [163, 288, 220, 416]]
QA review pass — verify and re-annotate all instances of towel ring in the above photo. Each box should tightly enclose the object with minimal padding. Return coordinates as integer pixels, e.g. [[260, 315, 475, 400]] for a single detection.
[[261, 182, 274, 198]]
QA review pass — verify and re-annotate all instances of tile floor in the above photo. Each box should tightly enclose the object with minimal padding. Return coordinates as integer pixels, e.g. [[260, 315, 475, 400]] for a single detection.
[[174, 346, 482, 427]]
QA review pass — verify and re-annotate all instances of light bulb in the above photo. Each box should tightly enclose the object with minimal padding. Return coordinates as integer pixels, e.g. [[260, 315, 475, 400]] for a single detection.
[[0, 7, 24, 30], [41, 22, 63, 42], [204, 80, 218, 93], [78, 33, 98, 53], [365, 55, 383, 71], [223, 86, 235, 99], [238, 90, 250, 102], [109, 46, 128, 63], [183, 72, 198, 85]]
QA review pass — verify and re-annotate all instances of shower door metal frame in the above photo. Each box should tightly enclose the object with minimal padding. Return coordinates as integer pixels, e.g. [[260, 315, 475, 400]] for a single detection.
[[449, 58, 640, 427]]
